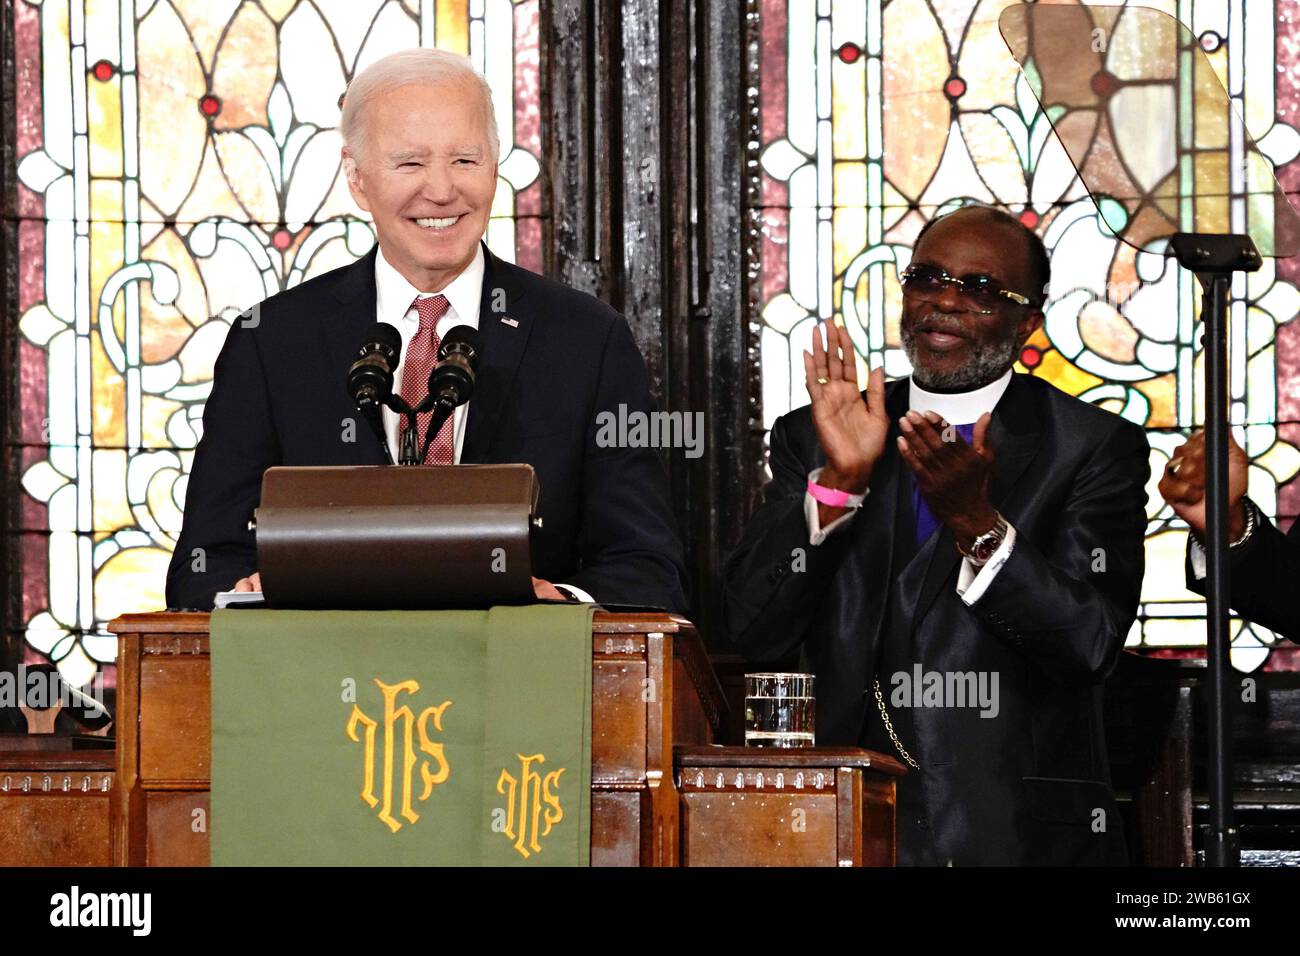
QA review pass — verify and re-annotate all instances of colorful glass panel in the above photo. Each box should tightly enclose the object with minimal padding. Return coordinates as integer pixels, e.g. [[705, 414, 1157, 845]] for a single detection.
[[755, 0, 1300, 662]]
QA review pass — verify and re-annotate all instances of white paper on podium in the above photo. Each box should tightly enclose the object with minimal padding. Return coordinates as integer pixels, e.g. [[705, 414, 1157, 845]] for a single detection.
[[213, 591, 266, 609]]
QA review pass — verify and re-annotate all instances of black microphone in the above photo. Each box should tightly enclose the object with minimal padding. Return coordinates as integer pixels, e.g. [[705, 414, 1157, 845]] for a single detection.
[[414, 325, 482, 464], [422, 324, 482, 412], [348, 323, 403, 465], [346, 322, 403, 408]]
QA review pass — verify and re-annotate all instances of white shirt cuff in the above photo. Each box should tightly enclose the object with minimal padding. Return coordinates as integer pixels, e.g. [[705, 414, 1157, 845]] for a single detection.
[[1189, 537, 1207, 580], [804, 467, 865, 546], [956, 523, 1018, 606], [554, 583, 596, 603]]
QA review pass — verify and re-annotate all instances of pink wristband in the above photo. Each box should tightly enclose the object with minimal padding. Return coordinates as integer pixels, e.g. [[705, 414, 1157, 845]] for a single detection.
[[807, 478, 865, 509]]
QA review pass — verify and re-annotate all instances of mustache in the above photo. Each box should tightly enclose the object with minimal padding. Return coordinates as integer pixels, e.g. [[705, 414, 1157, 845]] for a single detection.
[[908, 312, 970, 337]]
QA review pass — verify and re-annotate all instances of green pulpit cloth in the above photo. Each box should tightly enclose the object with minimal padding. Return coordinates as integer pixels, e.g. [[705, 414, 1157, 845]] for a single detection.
[[210, 605, 594, 866]]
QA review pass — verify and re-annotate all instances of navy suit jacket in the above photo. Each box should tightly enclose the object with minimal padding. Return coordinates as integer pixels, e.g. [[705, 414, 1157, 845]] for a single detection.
[[722, 374, 1150, 865], [165, 244, 688, 612]]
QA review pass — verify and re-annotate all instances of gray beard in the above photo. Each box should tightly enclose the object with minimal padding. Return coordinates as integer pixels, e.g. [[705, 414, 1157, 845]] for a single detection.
[[901, 312, 1020, 391]]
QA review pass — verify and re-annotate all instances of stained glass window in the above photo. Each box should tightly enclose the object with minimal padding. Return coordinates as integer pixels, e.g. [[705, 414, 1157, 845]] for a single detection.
[[11, 0, 543, 687], [754, 0, 1300, 665]]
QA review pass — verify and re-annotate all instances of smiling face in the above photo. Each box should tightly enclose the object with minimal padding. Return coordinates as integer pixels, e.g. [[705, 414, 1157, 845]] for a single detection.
[[343, 79, 498, 291], [901, 210, 1045, 392]]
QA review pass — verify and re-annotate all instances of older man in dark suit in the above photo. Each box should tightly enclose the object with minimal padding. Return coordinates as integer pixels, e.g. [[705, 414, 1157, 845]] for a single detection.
[[166, 49, 687, 612], [723, 205, 1150, 865]]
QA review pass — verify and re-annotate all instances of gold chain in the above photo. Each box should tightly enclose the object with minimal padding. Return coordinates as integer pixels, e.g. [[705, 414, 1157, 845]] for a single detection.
[[873, 678, 920, 769]]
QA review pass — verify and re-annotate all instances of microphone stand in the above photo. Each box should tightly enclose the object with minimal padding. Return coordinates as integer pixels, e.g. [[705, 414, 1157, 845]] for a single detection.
[[1169, 232, 1262, 867], [383, 354, 475, 466], [353, 391, 416, 466], [396, 402, 422, 466], [399, 410, 421, 466], [388, 396, 455, 467], [417, 399, 458, 464], [354, 390, 397, 466]]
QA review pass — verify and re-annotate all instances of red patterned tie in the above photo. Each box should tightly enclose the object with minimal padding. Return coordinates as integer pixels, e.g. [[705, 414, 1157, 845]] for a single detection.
[[400, 294, 455, 465]]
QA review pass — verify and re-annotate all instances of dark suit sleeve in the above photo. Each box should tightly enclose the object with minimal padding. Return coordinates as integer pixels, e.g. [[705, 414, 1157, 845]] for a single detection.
[[165, 316, 281, 609], [562, 319, 689, 613], [720, 413, 858, 661], [1185, 515, 1300, 643], [963, 421, 1150, 685]]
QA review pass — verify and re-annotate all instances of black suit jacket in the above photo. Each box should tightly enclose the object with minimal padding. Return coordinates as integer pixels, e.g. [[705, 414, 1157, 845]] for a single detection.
[[1186, 513, 1300, 642], [165, 244, 688, 613], [723, 374, 1150, 865]]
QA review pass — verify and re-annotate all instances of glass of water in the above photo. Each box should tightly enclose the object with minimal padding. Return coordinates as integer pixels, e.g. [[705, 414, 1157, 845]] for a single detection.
[[744, 672, 815, 747]]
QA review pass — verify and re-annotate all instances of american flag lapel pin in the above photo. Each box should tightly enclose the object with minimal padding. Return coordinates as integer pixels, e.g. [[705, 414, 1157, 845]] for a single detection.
[[500, 316, 519, 328]]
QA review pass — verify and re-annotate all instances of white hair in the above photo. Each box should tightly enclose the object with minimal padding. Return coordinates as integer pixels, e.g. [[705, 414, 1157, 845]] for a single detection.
[[340, 48, 500, 176]]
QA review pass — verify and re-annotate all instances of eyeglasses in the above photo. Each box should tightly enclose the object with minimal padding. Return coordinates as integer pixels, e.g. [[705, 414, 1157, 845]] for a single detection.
[[900, 263, 1034, 314]]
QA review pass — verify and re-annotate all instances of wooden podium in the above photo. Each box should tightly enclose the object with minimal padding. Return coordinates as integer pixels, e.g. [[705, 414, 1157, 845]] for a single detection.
[[108, 610, 726, 867], [102, 610, 901, 867]]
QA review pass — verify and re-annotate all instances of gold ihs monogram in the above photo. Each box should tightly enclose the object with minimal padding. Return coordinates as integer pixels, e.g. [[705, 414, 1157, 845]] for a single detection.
[[346, 678, 452, 833], [496, 753, 565, 858]]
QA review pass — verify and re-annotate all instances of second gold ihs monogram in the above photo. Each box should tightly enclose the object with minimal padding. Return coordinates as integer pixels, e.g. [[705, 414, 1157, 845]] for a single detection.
[[495, 753, 565, 859]]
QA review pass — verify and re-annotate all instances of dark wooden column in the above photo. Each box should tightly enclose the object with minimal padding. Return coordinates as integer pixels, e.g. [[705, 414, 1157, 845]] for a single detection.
[[0, 0, 21, 685], [544, 0, 760, 640]]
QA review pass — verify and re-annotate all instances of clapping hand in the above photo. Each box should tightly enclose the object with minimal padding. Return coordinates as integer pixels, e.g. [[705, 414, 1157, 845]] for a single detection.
[[803, 322, 888, 521], [897, 410, 998, 551]]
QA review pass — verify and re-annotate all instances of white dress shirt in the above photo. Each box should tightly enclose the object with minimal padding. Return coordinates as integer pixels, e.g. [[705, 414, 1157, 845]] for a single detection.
[[1189, 541, 1208, 580], [372, 244, 593, 604], [374, 245, 485, 462], [804, 368, 1017, 606]]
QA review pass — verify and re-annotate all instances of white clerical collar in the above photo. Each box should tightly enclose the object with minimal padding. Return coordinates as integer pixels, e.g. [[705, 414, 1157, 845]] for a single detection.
[[908, 368, 1013, 425], [374, 243, 485, 328]]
